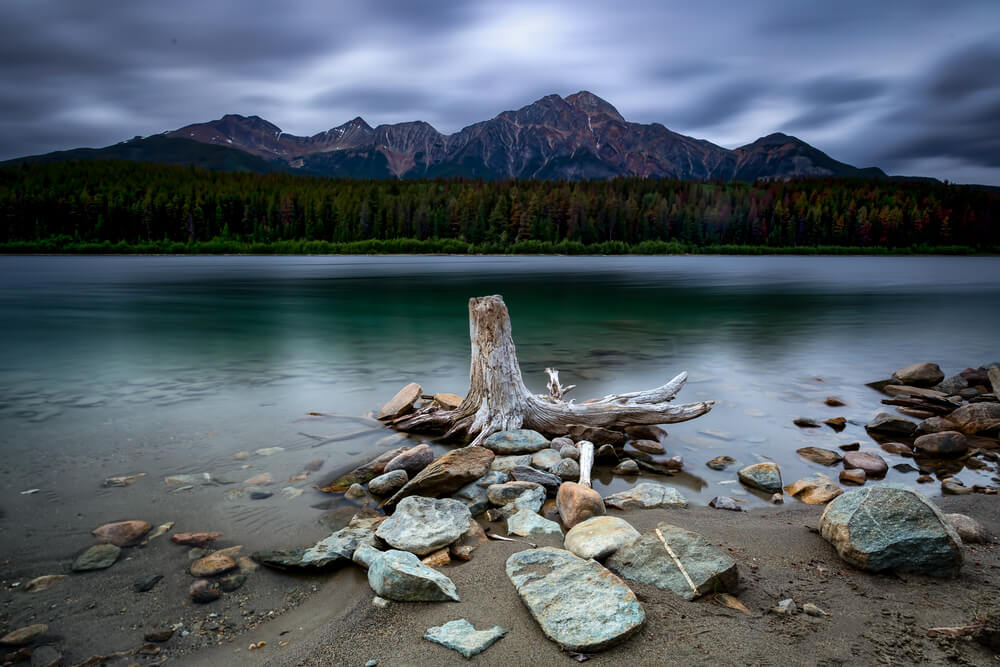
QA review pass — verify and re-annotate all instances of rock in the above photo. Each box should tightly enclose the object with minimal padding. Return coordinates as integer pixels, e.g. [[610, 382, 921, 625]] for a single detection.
[[918, 418, 958, 438], [243, 472, 273, 486], [793, 418, 821, 428], [383, 444, 434, 478], [372, 596, 389, 608], [253, 520, 378, 570], [530, 448, 562, 471], [377, 382, 422, 420], [145, 629, 174, 643], [893, 362, 945, 387], [796, 447, 842, 466], [281, 486, 304, 499], [567, 424, 626, 447], [916, 474, 934, 483], [706, 456, 737, 471], [449, 518, 489, 561], [366, 549, 460, 602], [630, 439, 665, 455], [189, 579, 220, 603], [843, 451, 889, 478], [255, 446, 284, 456], [556, 482, 606, 528], [946, 513, 989, 543], [490, 455, 532, 474], [232, 451, 250, 460], [509, 466, 561, 496], [553, 458, 581, 480], [611, 459, 640, 475], [368, 470, 408, 496], [321, 445, 411, 493], [92, 520, 152, 546], [865, 412, 918, 438], [386, 446, 494, 507], [914, 431, 969, 458], [376, 496, 471, 556], [838, 442, 861, 451], [603, 482, 687, 510], [738, 462, 782, 493], [487, 481, 545, 507], [171, 532, 222, 547], [880, 442, 914, 456], [248, 487, 273, 500], [164, 472, 213, 487], [433, 393, 464, 409], [771, 493, 784, 504], [625, 424, 668, 441], [595, 444, 619, 463], [884, 384, 949, 399], [771, 599, 797, 615], [423, 619, 508, 659], [941, 478, 973, 495], [892, 463, 918, 473], [0, 624, 47, 646], [803, 603, 827, 617], [72, 544, 121, 571], [190, 553, 237, 577], [550, 436, 574, 450], [23, 575, 66, 593], [818, 485, 963, 576], [898, 408, 936, 419], [564, 516, 640, 560], [935, 374, 969, 395], [421, 549, 451, 568], [824, 417, 847, 431], [839, 469, 866, 486], [483, 429, 549, 454], [133, 574, 163, 592], [945, 403, 1000, 435], [784, 473, 843, 504], [708, 496, 745, 512], [960, 367, 991, 385], [506, 547, 644, 652], [451, 471, 510, 516], [825, 397, 846, 407], [507, 509, 563, 537], [606, 522, 739, 600], [30, 645, 62, 667]]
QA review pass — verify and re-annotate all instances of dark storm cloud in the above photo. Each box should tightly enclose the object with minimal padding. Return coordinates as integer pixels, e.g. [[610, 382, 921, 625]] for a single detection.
[[924, 41, 1000, 100], [659, 79, 767, 130], [310, 87, 436, 119]]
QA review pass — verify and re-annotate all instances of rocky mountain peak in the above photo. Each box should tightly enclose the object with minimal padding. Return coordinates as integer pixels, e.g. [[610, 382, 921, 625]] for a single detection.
[[564, 91, 624, 122]]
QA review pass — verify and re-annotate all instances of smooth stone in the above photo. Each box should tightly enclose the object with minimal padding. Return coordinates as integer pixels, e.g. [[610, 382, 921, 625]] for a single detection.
[[423, 619, 508, 659], [796, 447, 843, 466], [843, 451, 889, 478], [254, 519, 379, 570], [92, 520, 153, 546], [219, 572, 248, 592], [893, 362, 945, 387], [630, 439, 666, 455], [559, 444, 580, 460], [248, 486, 273, 500], [916, 474, 934, 483], [567, 424, 626, 447], [818, 485, 963, 576], [914, 431, 969, 458], [383, 444, 434, 477], [935, 374, 969, 395], [945, 513, 989, 543], [133, 574, 163, 592], [490, 455, 532, 474], [706, 456, 737, 471], [509, 465, 561, 496], [367, 549, 460, 602], [144, 629, 174, 643], [941, 478, 972, 495], [625, 424, 668, 441], [771, 493, 784, 504], [190, 552, 237, 577], [506, 547, 644, 652], [738, 462, 782, 493], [368, 470, 408, 496], [606, 522, 739, 600], [243, 472, 273, 486], [793, 418, 821, 428], [386, 446, 494, 507], [595, 443, 619, 463], [0, 624, 47, 646], [171, 532, 222, 547], [376, 496, 471, 556], [865, 412, 918, 438], [880, 442, 914, 456], [824, 417, 847, 431], [708, 496, 745, 512], [550, 436, 574, 451], [320, 445, 410, 493], [564, 516, 640, 560], [892, 463, 918, 473], [784, 473, 843, 504], [189, 579, 220, 603], [72, 544, 121, 571], [839, 469, 866, 485], [942, 403, 1000, 435], [612, 459, 640, 475], [377, 382, 422, 420], [433, 393, 464, 409], [553, 458, 581, 481], [603, 482, 687, 510], [838, 442, 861, 451], [556, 481, 606, 528], [23, 575, 66, 593], [451, 471, 510, 516], [825, 397, 846, 407], [530, 448, 562, 471], [507, 509, 563, 537], [483, 429, 549, 454]]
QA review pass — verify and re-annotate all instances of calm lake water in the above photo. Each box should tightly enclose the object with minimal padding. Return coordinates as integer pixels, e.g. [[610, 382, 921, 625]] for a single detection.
[[1, 255, 999, 543]]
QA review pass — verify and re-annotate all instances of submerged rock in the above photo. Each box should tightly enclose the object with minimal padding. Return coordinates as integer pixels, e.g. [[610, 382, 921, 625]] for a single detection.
[[386, 446, 495, 507], [893, 362, 944, 387], [945, 403, 1000, 435], [377, 382, 422, 420], [913, 431, 969, 458], [367, 549, 460, 602], [92, 520, 153, 547], [818, 485, 963, 576], [507, 509, 563, 537], [506, 547, 644, 652], [423, 618, 508, 659], [564, 516, 640, 560], [383, 444, 434, 478], [603, 482, 687, 510], [321, 445, 410, 493], [483, 429, 549, 454], [72, 544, 121, 571], [376, 496, 471, 556], [706, 456, 737, 471], [843, 451, 889, 478], [784, 473, 843, 504], [796, 447, 843, 466], [737, 462, 782, 493], [865, 412, 917, 438], [254, 519, 379, 570]]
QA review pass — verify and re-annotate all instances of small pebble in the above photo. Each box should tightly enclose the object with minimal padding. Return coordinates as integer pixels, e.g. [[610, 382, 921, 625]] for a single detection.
[[366, 660, 378, 667], [372, 596, 389, 609], [803, 603, 827, 617]]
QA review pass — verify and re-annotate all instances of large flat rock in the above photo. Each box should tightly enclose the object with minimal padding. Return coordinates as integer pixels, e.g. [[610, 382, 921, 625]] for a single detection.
[[423, 619, 508, 659], [376, 496, 471, 556], [603, 482, 687, 510], [386, 446, 494, 507], [377, 382, 422, 420], [564, 516, 640, 560], [367, 549, 460, 602]]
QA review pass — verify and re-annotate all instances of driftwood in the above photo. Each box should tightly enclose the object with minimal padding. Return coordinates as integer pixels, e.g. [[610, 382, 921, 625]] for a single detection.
[[392, 295, 714, 446]]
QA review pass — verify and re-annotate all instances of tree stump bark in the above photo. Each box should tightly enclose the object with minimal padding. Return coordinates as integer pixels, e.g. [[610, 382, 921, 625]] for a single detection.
[[391, 295, 714, 446]]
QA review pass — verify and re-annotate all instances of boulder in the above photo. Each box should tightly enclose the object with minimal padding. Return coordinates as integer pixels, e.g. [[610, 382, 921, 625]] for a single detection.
[[483, 429, 549, 454], [843, 451, 889, 478], [914, 431, 969, 458], [71, 544, 121, 571], [507, 509, 563, 537], [706, 456, 737, 471], [946, 403, 1000, 435], [567, 424, 626, 447], [368, 469, 408, 496], [491, 455, 532, 474], [423, 619, 508, 659], [383, 443, 434, 477], [366, 548, 460, 602], [945, 513, 989, 544], [377, 382, 422, 420], [92, 520, 153, 546], [737, 462, 782, 493], [839, 469, 866, 485], [451, 471, 510, 516], [530, 448, 562, 471], [892, 362, 944, 387], [603, 482, 687, 510], [321, 445, 410, 493], [865, 412, 918, 438], [630, 439, 666, 454], [556, 482, 606, 528], [253, 517, 379, 570], [506, 547, 644, 652], [605, 523, 739, 600], [509, 465, 561, 496], [553, 458, 581, 480], [376, 496, 471, 556], [386, 446, 494, 507], [796, 447, 842, 466], [784, 473, 843, 504], [818, 485, 963, 576], [564, 516, 641, 560], [190, 553, 237, 577]]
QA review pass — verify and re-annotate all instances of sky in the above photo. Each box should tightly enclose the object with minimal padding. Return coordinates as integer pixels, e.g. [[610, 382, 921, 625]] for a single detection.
[[2, 0, 999, 185]]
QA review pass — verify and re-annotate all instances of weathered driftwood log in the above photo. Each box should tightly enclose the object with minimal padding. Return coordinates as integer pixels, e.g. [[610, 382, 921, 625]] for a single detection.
[[391, 295, 714, 446]]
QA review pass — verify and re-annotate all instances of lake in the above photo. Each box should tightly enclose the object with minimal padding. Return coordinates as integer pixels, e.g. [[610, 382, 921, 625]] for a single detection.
[[1, 255, 999, 549]]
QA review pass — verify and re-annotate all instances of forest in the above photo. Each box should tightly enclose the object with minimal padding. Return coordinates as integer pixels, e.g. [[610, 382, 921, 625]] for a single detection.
[[1, 160, 997, 254]]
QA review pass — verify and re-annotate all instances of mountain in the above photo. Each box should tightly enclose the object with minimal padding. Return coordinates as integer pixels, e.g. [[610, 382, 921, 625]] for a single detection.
[[7, 91, 888, 182]]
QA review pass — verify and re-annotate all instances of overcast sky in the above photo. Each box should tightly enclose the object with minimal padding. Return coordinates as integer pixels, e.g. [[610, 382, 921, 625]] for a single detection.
[[2, 0, 998, 184]]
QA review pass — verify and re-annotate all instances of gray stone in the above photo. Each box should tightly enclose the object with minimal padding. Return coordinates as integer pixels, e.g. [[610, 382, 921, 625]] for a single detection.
[[509, 465, 561, 496], [945, 403, 1000, 435], [818, 485, 963, 576], [893, 362, 945, 387], [451, 471, 510, 516], [344, 483, 365, 499], [423, 619, 508, 659], [253, 520, 378, 570], [367, 549, 460, 602], [843, 451, 889, 478], [550, 436, 574, 451], [368, 470, 409, 496], [946, 513, 989, 543], [603, 482, 688, 510], [506, 547, 645, 652], [612, 459, 640, 475], [383, 444, 434, 477], [483, 429, 550, 454], [914, 431, 969, 458], [708, 496, 745, 512], [935, 374, 969, 395], [606, 522, 739, 600], [865, 412, 918, 438], [376, 496, 471, 556], [491, 455, 533, 475], [487, 482, 546, 518], [72, 543, 121, 571], [530, 448, 561, 471], [507, 509, 563, 537], [737, 462, 782, 493], [560, 444, 580, 460], [133, 574, 163, 592], [564, 516, 641, 560], [553, 458, 581, 480]]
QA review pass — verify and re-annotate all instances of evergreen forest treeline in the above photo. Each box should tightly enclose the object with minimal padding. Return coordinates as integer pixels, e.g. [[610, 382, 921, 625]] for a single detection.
[[1, 160, 998, 254]]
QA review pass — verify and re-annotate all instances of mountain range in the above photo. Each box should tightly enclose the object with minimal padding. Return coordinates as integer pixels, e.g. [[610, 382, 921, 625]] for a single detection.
[[6, 91, 893, 182]]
